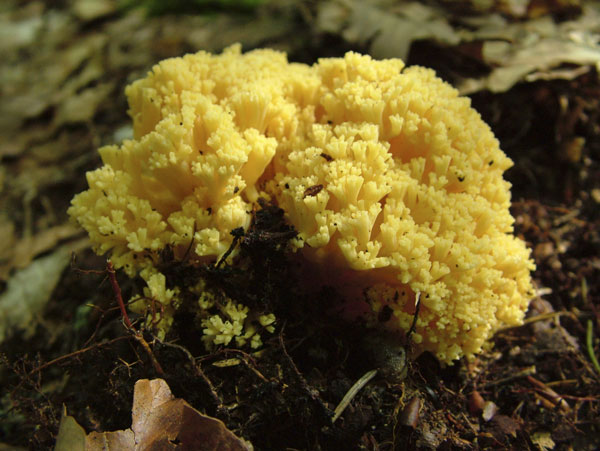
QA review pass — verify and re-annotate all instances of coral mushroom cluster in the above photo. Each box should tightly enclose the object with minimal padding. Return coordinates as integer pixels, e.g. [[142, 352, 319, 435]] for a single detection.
[[69, 45, 535, 363]]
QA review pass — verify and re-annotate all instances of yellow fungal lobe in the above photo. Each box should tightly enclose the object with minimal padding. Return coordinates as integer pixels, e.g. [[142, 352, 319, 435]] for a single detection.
[[69, 45, 534, 363]]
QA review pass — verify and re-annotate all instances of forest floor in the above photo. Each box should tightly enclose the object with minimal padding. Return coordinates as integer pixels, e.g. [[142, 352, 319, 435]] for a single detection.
[[0, 1, 599, 449]]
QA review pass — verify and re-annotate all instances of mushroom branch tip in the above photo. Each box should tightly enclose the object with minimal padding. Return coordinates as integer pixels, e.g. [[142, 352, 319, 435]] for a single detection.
[[69, 44, 535, 363]]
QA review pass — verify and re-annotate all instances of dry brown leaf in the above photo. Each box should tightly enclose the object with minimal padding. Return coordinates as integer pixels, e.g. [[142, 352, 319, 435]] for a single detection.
[[317, 1, 600, 94], [0, 218, 16, 279], [316, 0, 459, 60], [54, 406, 87, 451], [456, 4, 600, 93], [490, 414, 520, 439], [0, 247, 71, 343], [11, 223, 81, 271], [86, 430, 135, 449], [72, 0, 117, 22], [531, 431, 556, 450], [54, 83, 115, 126], [131, 379, 253, 450], [54, 378, 253, 451]]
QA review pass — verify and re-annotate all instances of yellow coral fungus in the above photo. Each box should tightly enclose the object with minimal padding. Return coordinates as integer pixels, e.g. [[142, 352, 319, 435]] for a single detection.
[[69, 45, 534, 363]]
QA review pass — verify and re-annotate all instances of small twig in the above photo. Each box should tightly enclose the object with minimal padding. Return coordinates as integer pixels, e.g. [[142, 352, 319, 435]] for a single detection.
[[482, 365, 536, 387], [107, 261, 133, 329], [181, 220, 196, 261], [332, 369, 378, 423], [527, 375, 570, 413], [70, 253, 107, 276], [156, 340, 222, 409], [405, 292, 421, 342], [106, 260, 164, 376], [215, 227, 244, 268], [81, 303, 108, 348], [27, 336, 130, 377], [215, 349, 270, 383], [586, 319, 600, 375], [136, 335, 165, 376], [522, 311, 567, 325], [558, 394, 600, 402], [497, 311, 579, 333], [278, 329, 330, 417], [10, 336, 131, 394]]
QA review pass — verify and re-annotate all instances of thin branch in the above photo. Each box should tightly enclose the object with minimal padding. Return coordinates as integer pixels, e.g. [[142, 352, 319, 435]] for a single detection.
[[106, 260, 164, 376], [332, 369, 378, 423], [107, 261, 133, 329], [406, 292, 421, 342]]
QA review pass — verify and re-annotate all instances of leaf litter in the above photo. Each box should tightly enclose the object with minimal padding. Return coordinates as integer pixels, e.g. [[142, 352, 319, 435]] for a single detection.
[[55, 378, 252, 451], [0, 0, 599, 449]]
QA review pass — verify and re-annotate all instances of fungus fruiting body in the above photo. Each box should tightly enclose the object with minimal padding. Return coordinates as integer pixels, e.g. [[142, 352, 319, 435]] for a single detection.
[[69, 45, 535, 363]]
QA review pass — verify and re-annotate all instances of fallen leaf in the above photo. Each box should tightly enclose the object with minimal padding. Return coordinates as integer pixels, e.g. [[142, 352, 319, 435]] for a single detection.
[[86, 429, 135, 449], [0, 247, 71, 344], [54, 378, 254, 450], [11, 223, 81, 271], [531, 431, 556, 450], [54, 405, 87, 451], [457, 4, 600, 93], [72, 0, 117, 22], [316, 0, 459, 60], [0, 218, 16, 279], [54, 83, 115, 126], [0, 7, 43, 54], [490, 414, 520, 439], [474, 38, 600, 93]]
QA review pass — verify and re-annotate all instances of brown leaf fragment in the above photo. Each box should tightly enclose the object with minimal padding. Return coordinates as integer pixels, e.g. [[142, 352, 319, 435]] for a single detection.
[[72, 0, 117, 22], [133, 379, 253, 450], [11, 223, 81, 271], [530, 431, 556, 450], [179, 403, 250, 450], [490, 414, 519, 439], [55, 406, 87, 451], [0, 219, 16, 279], [86, 430, 135, 449], [317, 1, 459, 60], [54, 379, 253, 451], [457, 5, 600, 94], [0, 246, 72, 343], [54, 83, 115, 126]]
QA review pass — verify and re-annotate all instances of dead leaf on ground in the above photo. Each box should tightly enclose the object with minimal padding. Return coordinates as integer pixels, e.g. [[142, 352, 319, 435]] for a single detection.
[[456, 4, 600, 93], [0, 246, 70, 343], [54, 378, 253, 451], [490, 414, 520, 440], [54, 407, 87, 451], [0, 236, 91, 344], [0, 217, 17, 278], [316, 0, 459, 60], [531, 431, 556, 450], [72, 0, 117, 22], [9, 223, 82, 272], [54, 83, 116, 127]]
